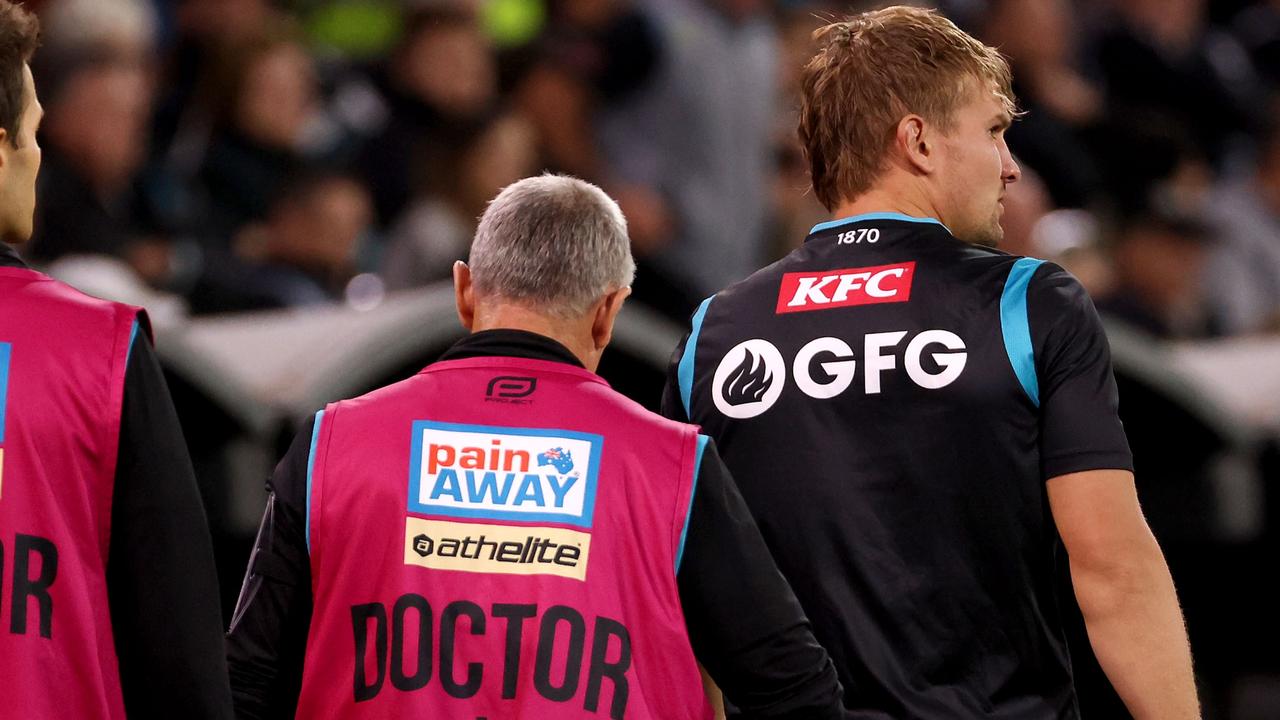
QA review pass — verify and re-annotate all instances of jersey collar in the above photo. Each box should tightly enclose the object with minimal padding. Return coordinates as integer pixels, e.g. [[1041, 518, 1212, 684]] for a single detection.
[[0, 243, 28, 269], [439, 328, 585, 368], [808, 212, 948, 237]]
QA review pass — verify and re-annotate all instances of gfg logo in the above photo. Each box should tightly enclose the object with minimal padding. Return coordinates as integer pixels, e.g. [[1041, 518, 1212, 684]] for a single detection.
[[712, 331, 968, 419], [713, 340, 787, 419]]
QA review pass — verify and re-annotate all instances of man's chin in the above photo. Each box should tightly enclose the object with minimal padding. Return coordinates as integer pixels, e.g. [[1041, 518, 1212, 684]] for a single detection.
[[959, 223, 1003, 248], [5, 215, 35, 245]]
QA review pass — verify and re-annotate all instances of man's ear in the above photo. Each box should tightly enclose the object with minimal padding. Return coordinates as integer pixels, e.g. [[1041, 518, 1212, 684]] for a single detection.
[[591, 286, 631, 351], [896, 114, 935, 175], [453, 261, 475, 331]]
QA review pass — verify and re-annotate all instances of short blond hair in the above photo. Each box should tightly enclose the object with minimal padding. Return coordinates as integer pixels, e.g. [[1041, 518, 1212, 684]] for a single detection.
[[798, 6, 1018, 211]]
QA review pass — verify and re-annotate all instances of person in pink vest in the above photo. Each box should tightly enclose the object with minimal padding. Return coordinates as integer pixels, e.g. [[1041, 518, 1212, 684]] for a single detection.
[[226, 174, 846, 719], [0, 3, 233, 718]]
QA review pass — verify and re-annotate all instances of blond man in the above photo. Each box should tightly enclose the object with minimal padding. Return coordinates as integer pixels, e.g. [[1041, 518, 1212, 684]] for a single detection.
[[663, 7, 1198, 719]]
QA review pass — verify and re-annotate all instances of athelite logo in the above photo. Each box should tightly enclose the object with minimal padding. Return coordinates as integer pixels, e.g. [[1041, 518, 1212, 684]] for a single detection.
[[405, 421, 602, 580], [776, 261, 915, 314]]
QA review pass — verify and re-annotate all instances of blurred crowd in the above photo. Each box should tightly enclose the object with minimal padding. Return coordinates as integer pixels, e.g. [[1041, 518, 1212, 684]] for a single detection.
[[15, 0, 1280, 338]]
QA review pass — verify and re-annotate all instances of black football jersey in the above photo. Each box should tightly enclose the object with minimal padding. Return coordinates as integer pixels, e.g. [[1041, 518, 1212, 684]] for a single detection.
[[663, 213, 1133, 719]]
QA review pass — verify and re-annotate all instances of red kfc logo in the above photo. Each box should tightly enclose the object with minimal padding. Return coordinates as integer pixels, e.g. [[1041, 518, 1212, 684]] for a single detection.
[[776, 262, 916, 314]]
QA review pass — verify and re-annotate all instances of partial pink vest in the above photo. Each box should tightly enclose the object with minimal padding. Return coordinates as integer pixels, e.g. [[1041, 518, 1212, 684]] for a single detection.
[[298, 355, 713, 719], [0, 266, 141, 719]]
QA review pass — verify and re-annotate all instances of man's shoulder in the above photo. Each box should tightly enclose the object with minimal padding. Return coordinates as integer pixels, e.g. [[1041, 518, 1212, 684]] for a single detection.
[[1015, 258, 1092, 306], [321, 369, 436, 420], [927, 246, 1083, 302], [2, 268, 143, 338], [323, 362, 696, 436]]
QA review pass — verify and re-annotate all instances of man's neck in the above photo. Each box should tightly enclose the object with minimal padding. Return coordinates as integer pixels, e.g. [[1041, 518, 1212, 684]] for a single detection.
[[831, 187, 941, 223], [471, 304, 596, 370]]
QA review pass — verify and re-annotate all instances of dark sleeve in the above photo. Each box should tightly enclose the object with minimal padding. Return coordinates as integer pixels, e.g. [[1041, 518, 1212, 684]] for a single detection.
[[225, 417, 315, 720], [660, 332, 692, 423], [677, 440, 845, 719], [108, 328, 234, 720], [1027, 262, 1135, 479]]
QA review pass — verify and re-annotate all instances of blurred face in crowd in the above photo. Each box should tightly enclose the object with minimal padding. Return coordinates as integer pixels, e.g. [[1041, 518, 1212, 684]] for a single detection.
[[0, 64, 42, 243], [270, 177, 372, 272], [560, 0, 620, 28], [236, 41, 317, 149], [44, 61, 151, 195], [461, 115, 537, 213], [1115, 224, 1206, 311], [984, 0, 1070, 69], [178, 0, 270, 42], [711, 0, 767, 21], [932, 80, 1020, 247], [1116, 0, 1205, 50], [398, 22, 494, 118]]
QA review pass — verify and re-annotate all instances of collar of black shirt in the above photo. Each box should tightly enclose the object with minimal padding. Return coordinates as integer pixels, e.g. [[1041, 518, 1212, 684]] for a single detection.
[[438, 329, 584, 368], [0, 243, 28, 269]]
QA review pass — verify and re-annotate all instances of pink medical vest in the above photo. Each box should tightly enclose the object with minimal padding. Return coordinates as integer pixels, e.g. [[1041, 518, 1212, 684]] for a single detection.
[[0, 266, 142, 719], [298, 355, 713, 719]]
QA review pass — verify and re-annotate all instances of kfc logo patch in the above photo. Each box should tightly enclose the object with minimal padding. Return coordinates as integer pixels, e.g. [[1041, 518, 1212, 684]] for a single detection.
[[776, 262, 915, 314]]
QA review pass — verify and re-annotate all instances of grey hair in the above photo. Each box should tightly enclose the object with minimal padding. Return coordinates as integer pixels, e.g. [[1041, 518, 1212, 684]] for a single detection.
[[469, 174, 636, 318]]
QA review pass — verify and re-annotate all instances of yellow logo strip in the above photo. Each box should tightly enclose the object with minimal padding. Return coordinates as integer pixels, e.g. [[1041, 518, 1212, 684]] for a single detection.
[[404, 517, 591, 581]]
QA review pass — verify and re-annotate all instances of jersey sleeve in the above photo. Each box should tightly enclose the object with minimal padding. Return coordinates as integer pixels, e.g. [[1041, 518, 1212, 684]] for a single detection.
[[660, 332, 692, 424], [662, 294, 717, 424], [676, 439, 844, 716], [1026, 262, 1135, 479], [226, 416, 315, 719], [109, 325, 234, 719]]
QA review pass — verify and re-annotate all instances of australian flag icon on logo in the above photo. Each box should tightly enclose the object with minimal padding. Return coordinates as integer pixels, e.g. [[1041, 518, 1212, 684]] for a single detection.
[[537, 447, 575, 474]]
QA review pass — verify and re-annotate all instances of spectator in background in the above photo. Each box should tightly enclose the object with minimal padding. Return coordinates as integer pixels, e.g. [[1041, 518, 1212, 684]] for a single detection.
[[514, 0, 699, 318], [1090, 109, 1215, 223], [597, 0, 778, 306], [1203, 116, 1280, 334], [769, 9, 831, 255], [382, 111, 537, 290], [1090, 108, 1222, 340], [515, 0, 666, 244], [27, 0, 161, 278], [981, 0, 1104, 207], [196, 23, 323, 241], [191, 171, 372, 313], [1097, 208, 1218, 339], [1232, 0, 1280, 89], [517, 0, 660, 181], [1095, 0, 1264, 170], [358, 4, 497, 227], [150, 0, 277, 179]]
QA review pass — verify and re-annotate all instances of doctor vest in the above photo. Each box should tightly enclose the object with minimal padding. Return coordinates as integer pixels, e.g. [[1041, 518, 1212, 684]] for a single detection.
[[298, 355, 714, 720], [0, 266, 143, 719]]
